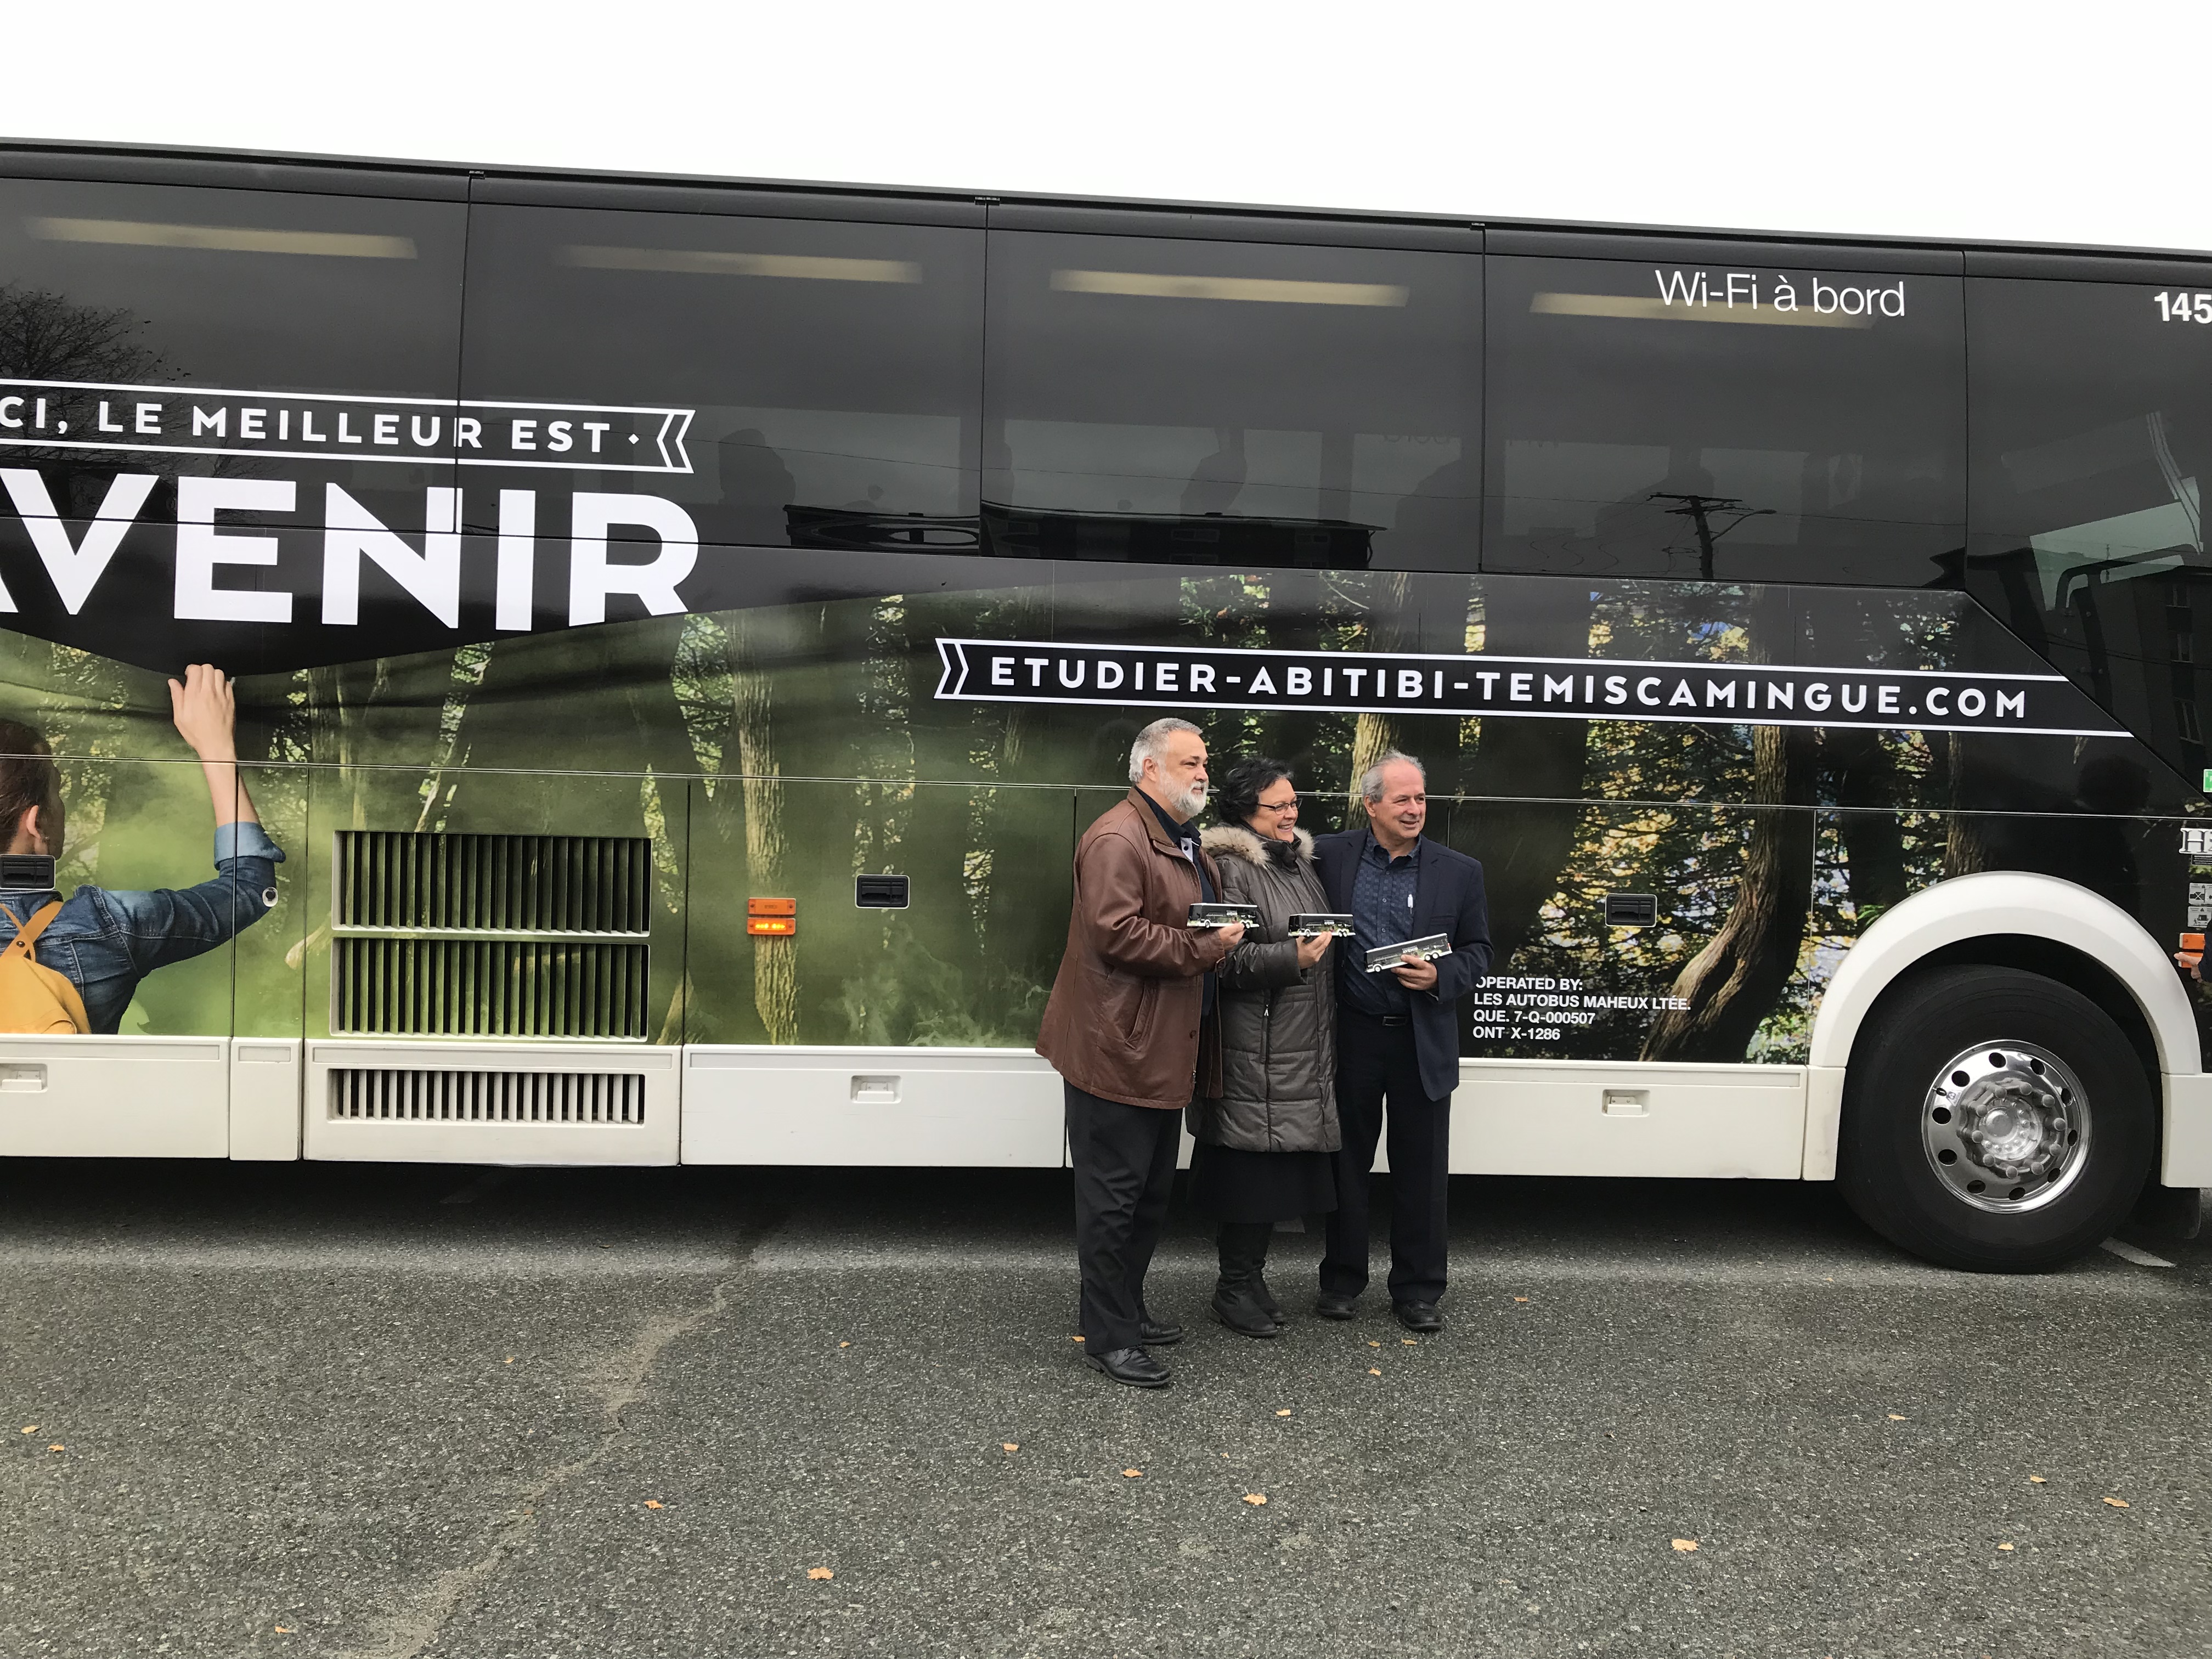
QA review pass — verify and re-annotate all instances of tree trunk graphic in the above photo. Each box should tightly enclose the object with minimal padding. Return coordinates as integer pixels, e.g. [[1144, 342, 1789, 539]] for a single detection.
[[1938, 732, 1987, 878], [1643, 589, 1816, 1061], [1457, 580, 1594, 968], [1340, 572, 1469, 827], [1341, 574, 1410, 823], [1804, 604, 1908, 922], [729, 613, 798, 1045]]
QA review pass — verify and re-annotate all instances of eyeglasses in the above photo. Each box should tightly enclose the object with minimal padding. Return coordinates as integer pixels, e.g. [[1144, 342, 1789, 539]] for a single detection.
[[1255, 799, 1300, 814]]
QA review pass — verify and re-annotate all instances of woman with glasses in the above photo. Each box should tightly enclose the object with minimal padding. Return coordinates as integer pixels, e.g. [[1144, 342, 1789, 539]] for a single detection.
[[1192, 756, 1339, 1336]]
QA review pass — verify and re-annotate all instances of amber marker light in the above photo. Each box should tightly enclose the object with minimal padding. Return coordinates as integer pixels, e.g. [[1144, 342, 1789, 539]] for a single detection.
[[748, 897, 798, 936]]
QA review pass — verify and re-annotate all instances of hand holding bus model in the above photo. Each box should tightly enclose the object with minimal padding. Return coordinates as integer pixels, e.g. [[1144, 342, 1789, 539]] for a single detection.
[[1389, 950, 1438, 991]]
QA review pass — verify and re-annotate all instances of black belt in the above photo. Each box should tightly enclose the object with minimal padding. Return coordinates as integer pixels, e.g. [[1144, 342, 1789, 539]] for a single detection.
[[1347, 1009, 1412, 1028]]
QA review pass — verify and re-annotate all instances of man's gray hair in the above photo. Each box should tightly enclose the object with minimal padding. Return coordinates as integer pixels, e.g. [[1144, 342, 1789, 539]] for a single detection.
[[1358, 749, 1425, 803], [1127, 717, 1203, 785]]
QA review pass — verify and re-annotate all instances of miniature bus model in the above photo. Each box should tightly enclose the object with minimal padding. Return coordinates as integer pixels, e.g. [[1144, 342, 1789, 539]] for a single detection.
[[0, 139, 2207, 1271]]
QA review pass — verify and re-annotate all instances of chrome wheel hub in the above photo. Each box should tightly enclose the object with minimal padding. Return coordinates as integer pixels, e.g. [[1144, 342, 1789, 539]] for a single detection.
[[1921, 1041, 2090, 1213]]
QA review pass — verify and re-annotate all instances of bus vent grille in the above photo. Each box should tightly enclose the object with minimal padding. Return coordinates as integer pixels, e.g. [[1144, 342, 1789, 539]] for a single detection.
[[333, 938, 651, 1039], [336, 831, 653, 934], [327, 1068, 647, 1125]]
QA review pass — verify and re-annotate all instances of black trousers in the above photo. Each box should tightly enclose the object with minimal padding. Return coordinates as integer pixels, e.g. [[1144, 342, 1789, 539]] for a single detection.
[[1321, 1014, 1452, 1305], [1066, 1082, 1185, 1353]]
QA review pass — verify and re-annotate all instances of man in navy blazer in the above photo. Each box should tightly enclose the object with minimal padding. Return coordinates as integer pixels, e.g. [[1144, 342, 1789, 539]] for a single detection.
[[1310, 750, 1492, 1332]]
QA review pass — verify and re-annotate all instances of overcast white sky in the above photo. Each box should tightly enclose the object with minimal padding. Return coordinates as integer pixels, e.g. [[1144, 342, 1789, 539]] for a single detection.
[[7, 1, 2199, 253]]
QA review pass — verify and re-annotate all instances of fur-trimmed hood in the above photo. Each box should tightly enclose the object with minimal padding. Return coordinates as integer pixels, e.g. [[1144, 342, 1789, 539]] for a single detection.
[[1201, 822, 1316, 865]]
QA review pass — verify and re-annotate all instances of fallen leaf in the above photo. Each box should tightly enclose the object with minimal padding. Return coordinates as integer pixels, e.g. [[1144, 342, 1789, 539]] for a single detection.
[[18, 1426, 32, 1434], [807, 1567, 834, 1581], [839, 1341, 851, 1348], [1122, 1468, 1143, 1479], [47, 1444, 61, 1452], [1514, 1296, 1530, 1304], [1401, 1338, 1417, 1346], [1887, 1414, 1908, 1421], [275, 1627, 292, 1635], [503, 1357, 515, 1365], [1243, 1493, 1267, 1506], [1671, 1539, 1699, 1552], [2103, 1497, 2130, 1509], [1368, 1341, 1381, 1348], [2028, 1475, 2047, 1484], [1071, 1335, 1085, 1344], [1368, 1368, 1383, 1376], [1996, 1543, 2015, 1552], [1002, 1442, 1019, 1453], [1275, 1409, 1292, 1418], [644, 1500, 663, 1509]]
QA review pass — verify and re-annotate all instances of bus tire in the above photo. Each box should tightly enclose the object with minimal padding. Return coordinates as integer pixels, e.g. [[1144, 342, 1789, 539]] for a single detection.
[[1837, 964, 2154, 1271]]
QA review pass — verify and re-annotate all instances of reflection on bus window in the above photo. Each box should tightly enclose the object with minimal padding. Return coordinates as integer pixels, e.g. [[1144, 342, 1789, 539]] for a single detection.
[[1967, 275, 2212, 785], [983, 231, 1480, 571], [1486, 254, 1965, 588], [0, 176, 466, 531], [458, 205, 984, 549]]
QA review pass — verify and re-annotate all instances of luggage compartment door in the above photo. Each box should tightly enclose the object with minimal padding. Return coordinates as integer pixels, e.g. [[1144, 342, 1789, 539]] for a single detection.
[[0, 1036, 229, 1157]]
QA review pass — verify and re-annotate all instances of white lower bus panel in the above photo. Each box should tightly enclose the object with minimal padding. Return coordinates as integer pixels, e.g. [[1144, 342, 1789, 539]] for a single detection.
[[230, 1039, 302, 1161], [681, 1046, 1064, 1166], [303, 1041, 679, 1165], [0, 1035, 230, 1158], [1450, 1059, 1807, 1180]]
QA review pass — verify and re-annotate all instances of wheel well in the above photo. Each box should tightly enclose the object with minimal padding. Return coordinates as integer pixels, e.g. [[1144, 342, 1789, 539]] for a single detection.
[[1861, 934, 2164, 1088]]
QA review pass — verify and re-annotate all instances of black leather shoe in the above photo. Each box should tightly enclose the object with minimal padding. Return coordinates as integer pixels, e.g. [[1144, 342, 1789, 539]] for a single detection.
[[1393, 1300, 1444, 1333], [1313, 1291, 1358, 1321], [1082, 1346, 1171, 1388], [1139, 1315, 1184, 1346]]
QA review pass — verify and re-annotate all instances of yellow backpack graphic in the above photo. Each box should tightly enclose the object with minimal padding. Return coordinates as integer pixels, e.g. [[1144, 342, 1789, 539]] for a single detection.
[[0, 901, 90, 1035]]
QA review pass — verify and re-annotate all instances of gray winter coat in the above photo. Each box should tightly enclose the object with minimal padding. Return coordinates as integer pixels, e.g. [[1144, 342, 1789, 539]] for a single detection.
[[1189, 823, 1340, 1153]]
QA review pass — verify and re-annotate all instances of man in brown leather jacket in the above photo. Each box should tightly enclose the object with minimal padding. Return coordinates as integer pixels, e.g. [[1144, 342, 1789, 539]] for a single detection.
[[1037, 717, 1245, 1388]]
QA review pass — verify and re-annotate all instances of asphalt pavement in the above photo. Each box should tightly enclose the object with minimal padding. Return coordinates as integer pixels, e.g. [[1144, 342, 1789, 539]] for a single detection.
[[1, 1158, 2205, 1659]]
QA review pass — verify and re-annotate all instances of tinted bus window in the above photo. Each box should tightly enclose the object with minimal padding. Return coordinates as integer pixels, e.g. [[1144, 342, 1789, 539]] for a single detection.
[[458, 205, 983, 551], [983, 232, 1479, 570], [0, 175, 465, 530], [1967, 275, 2212, 786], [1486, 255, 1964, 588]]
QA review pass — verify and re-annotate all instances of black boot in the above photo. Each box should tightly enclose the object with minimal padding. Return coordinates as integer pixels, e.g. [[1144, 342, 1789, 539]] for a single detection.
[[1211, 1222, 1280, 1339], [1251, 1239, 1287, 1330]]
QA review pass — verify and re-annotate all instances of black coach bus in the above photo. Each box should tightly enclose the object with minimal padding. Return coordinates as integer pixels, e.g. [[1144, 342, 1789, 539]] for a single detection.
[[0, 139, 2205, 1270]]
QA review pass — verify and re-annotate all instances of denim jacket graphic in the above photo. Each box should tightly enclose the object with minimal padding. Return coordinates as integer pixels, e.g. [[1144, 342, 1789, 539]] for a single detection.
[[0, 822, 285, 1034]]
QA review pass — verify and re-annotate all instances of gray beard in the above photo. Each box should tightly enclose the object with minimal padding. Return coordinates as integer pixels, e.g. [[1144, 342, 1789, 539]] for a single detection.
[[1165, 782, 1207, 821]]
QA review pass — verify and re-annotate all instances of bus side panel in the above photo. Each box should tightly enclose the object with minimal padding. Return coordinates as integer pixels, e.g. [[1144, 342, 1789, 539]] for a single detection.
[[678, 775, 1073, 1163], [681, 1047, 1064, 1167], [0, 1036, 228, 1158], [1450, 1060, 1807, 1178]]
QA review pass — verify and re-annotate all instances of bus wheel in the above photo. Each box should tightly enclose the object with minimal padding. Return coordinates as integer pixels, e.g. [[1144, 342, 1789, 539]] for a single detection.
[[1838, 965, 2154, 1271]]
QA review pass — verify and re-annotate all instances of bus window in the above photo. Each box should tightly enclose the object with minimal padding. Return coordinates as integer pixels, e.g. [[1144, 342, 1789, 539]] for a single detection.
[[1485, 252, 1965, 588], [0, 173, 465, 533], [982, 230, 1479, 571], [457, 202, 984, 555], [1967, 273, 2212, 789]]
